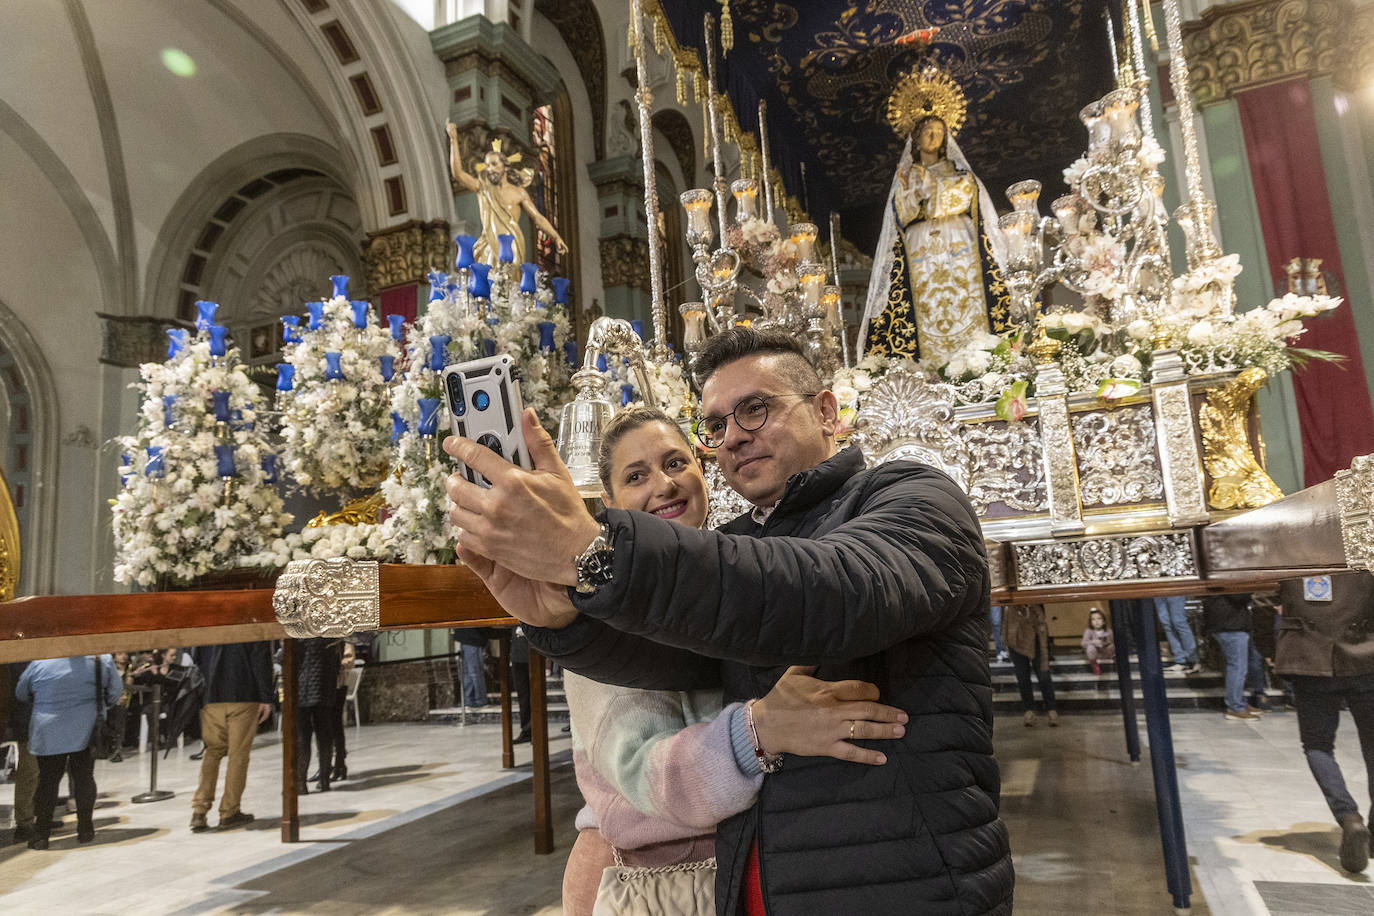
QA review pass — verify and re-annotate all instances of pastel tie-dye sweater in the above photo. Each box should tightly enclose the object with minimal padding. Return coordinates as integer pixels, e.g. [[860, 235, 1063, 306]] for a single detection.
[[564, 670, 763, 854]]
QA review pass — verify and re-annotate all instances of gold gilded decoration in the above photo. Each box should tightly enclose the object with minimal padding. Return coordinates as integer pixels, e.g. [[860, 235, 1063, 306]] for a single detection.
[[886, 65, 968, 138], [1199, 367, 1284, 510], [362, 220, 452, 292], [273, 557, 380, 639], [1335, 453, 1374, 570], [865, 233, 919, 359], [1183, 0, 1347, 105], [0, 465, 19, 601], [306, 492, 387, 529], [600, 235, 653, 293]]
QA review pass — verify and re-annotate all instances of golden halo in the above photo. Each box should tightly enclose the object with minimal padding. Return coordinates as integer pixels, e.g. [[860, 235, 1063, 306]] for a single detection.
[[886, 65, 967, 138]]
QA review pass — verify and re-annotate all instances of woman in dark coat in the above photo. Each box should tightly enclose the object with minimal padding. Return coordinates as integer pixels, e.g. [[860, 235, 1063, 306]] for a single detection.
[[295, 638, 341, 794]]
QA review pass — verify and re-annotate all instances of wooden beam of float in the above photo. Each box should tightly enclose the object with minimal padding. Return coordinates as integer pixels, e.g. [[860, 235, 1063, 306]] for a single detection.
[[0, 563, 514, 663]]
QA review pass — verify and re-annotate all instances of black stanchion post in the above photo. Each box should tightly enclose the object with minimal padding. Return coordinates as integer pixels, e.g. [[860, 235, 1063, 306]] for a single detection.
[[133, 683, 174, 803]]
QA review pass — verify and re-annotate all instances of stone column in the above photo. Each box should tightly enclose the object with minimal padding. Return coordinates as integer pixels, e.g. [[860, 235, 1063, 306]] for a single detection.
[[587, 156, 652, 324]]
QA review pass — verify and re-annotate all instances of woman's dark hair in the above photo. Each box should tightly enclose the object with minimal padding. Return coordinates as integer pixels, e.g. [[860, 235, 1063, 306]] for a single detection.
[[596, 406, 693, 494], [1088, 608, 1107, 628], [690, 326, 821, 392]]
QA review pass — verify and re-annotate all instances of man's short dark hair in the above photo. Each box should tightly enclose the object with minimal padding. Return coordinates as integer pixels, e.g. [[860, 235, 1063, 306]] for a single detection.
[[691, 327, 822, 393]]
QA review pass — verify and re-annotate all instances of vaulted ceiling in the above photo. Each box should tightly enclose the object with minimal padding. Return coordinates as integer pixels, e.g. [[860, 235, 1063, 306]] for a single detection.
[[657, 0, 1118, 251]]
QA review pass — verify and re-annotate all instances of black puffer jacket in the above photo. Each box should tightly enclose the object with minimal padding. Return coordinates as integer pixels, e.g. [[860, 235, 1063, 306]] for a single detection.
[[529, 446, 1013, 915]]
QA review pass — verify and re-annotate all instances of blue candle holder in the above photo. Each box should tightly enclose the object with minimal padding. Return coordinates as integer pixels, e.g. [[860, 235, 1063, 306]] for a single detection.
[[417, 398, 441, 437], [378, 355, 396, 382], [428, 269, 448, 302], [211, 390, 232, 422], [520, 263, 539, 294], [161, 394, 177, 428], [387, 313, 406, 341], [214, 443, 237, 478], [390, 411, 409, 443], [166, 328, 188, 359], [281, 315, 301, 343], [209, 325, 228, 357], [497, 234, 516, 263], [145, 446, 165, 478], [482, 337, 496, 358], [552, 277, 571, 305], [537, 321, 556, 352], [631, 320, 645, 339], [620, 383, 635, 406], [119, 454, 133, 487], [428, 335, 451, 372], [596, 353, 608, 373], [261, 453, 278, 484], [564, 340, 578, 368], [350, 300, 370, 329], [194, 300, 218, 331], [324, 352, 344, 380], [454, 234, 477, 270], [276, 363, 295, 392], [307, 302, 324, 331], [469, 263, 492, 300], [330, 275, 349, 299]]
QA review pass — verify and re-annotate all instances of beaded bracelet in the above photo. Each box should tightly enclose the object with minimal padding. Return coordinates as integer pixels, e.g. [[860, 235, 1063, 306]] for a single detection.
[[744, 699, 784, 774]]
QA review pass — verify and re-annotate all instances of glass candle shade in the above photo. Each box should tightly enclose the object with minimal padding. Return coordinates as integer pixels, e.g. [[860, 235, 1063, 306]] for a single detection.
[[1006, 180, 1042, 214], [679, 302, 707, 353], [416, 398, 441, 437], [261, 453, 278, 484], [390, 411, 408, 443], [482, 337, 496, 358], [387, 314, 406, 341], [350, 300, 370, 329], [214, 444, 237, 478], [469, 263, 492, 299], [821, 285, 843, 329], [497, 234, 517, 263], [166, 328, 188, 359], [208, 325, 229, 357], [680, 189, 714, 247], [161, 394, 177, 428], [454, 234, 478, 270], [537, 321, 556, 352], [324, 352, 344, 381], [428, 335, 451, 372], [731, 179, 759, 222], [1051, 195, 1092, 236], [211, 391, 232, 423], [998, 211, 1041, 273], [275, 363, 295, 392], [563, 339, 578, 368], [1101, 87, 1141, 146], [378, 355, 395, 382], [552, 277, 571, 305], [799, 266, 826, 309], [428, 270, 448, 302], [329, 274, 349, 299], [194, 300, 218, 331], [145, 446, 165, 478], [281, 315, 301, 343], [790, 223, 818, 264], [520, 263, 539, 294], [307, 302, 324, 331], [620, 383, 636, 407]]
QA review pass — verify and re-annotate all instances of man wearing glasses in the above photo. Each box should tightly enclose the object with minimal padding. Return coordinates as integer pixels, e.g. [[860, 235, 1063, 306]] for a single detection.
[[445, 328, 1012, 915]]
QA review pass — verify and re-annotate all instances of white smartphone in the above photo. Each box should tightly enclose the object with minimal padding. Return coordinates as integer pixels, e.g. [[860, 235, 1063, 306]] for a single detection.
[[441, 354, 532, 487]]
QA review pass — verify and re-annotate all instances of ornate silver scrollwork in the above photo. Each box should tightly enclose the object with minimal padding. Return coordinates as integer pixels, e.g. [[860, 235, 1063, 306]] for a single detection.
[[1151, 351, 1210, 525], [852, 366, 968, 488], [704, 458, 753, 530], [963, 421, 1047, 513], [273, 558, 380, 639], [1336, 453, 1374, 571], [1072, 406, 1164, 506], [1012, 531, 1197, 586]]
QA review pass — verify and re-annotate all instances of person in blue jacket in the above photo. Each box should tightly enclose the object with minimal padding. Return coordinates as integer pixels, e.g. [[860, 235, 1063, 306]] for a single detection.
[[16, 654, 122, 849]]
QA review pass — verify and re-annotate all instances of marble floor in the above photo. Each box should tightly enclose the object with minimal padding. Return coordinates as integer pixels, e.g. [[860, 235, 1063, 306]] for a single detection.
[[0, 708, 1370, 914]]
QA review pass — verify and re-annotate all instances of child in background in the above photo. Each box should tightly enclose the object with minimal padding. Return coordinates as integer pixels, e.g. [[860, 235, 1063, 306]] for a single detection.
[[1081, 608, 1114, 676]]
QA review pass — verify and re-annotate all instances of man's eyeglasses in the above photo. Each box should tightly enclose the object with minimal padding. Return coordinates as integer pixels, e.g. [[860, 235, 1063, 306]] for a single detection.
[[693, 393, 817, 449]]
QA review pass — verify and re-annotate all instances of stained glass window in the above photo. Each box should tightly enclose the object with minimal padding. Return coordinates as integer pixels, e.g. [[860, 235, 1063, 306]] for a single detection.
[[531, 103, 561, 276]]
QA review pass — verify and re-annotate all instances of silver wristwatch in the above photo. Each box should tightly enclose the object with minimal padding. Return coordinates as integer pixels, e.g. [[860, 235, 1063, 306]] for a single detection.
[[574, 523, 615, 595]]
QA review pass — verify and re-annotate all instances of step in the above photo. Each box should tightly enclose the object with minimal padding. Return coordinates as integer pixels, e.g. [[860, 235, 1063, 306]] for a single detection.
[[429, 704, 571, 726]]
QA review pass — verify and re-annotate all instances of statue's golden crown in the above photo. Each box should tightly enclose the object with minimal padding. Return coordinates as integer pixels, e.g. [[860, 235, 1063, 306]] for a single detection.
[[474, 136, 523, 171], [886, 65, 967, 138]]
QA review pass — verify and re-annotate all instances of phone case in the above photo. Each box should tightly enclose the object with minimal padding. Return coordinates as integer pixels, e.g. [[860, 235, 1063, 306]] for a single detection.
[[441, 354, 531, 488]]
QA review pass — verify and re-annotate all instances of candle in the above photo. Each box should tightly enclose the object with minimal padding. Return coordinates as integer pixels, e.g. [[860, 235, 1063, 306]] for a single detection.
[[281, 315, 302, 343], [378, 355, 395, 381], [1006, 180, 1042, 214], [387, 314, 406, 341], [497, 234, 517, 263], [799, 267, 825, 309], [520, 263, 539, 294], [324, 352, 343, 380], [552, 277, 570, 305], [307, 301, 324, 330], [454, 234, 478, 270], [537, 321, 556, 352], [680, 189, 714, 244], [276, 363, 295, 392], [790, 223, 818, 263], [679, 302, 707, 353], [350, 300, 370, 329], [416, 398, 441, 437], [330, 275, 349, 299], [208, 325, 229, 357], [731, 179, 759, 222], [821, 285, 843, 329], [428, 335, 451, 372]]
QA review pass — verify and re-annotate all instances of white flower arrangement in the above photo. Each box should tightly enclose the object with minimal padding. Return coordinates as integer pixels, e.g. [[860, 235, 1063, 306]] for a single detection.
[[1157, 291, 1342, 376], [278, 292, 400, 492], [1171, 253, 1243, 318], [111, 329, 290, 586]]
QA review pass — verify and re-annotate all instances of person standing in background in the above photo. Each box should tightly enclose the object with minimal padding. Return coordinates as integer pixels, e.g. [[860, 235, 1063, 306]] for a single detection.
[[189, 642, 274, 832], [1204, 594, 1266, 721], [16, 655, 122, 849], [295, 638, 341, 793], [1004, 604, 1058, 727], [1154, 596, 1200, 673], [4, 662, 37, 844]]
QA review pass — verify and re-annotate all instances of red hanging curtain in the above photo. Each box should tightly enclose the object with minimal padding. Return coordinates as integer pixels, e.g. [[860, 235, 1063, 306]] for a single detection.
[[1234, 78, 1374, 487], [379, 284, 418, 326]]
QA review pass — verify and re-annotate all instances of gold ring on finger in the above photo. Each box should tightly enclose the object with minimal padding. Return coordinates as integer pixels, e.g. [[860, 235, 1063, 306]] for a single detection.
[[849, 720, 856, 740]]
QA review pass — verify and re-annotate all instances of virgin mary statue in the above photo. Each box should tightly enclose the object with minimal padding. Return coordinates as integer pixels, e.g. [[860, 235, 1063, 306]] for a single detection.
[[860, 68, 1014, 367]]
